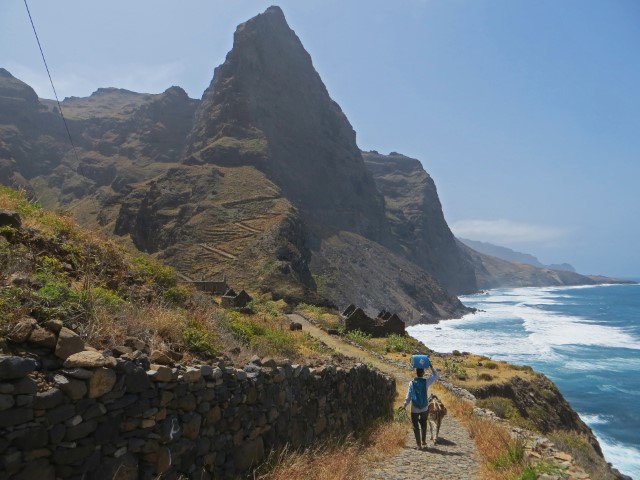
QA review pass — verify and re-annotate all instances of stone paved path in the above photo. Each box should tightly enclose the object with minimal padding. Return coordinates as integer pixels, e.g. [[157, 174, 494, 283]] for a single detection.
[[367, 422, 478, 480], [288, 314, 480, 480]]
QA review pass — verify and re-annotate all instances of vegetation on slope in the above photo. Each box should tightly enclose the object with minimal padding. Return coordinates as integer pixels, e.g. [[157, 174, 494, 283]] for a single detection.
[[0, 187, 328, 364]]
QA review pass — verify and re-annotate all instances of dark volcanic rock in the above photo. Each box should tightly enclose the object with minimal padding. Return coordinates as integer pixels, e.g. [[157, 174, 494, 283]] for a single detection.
[[185, 6, 389, 243], [363, 151, 477, 294], [470, 375, 603, 456]]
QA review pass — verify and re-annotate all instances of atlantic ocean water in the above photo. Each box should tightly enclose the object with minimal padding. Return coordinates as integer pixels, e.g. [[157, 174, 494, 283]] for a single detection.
[[408, 281, 640, 479]]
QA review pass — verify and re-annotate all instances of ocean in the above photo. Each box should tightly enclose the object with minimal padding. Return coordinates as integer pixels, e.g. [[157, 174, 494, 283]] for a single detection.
[[408, 281, 640, 479]]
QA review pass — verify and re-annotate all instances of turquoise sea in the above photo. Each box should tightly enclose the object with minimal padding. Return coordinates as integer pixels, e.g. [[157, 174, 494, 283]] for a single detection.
[[408, 281, 640, 479]]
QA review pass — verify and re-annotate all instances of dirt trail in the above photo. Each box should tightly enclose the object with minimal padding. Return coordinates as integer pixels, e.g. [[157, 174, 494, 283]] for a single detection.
[[288, 314, 480, 479]]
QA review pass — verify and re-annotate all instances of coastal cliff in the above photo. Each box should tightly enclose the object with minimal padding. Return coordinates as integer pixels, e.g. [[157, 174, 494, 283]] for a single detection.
[[0, 6, 622, 324]]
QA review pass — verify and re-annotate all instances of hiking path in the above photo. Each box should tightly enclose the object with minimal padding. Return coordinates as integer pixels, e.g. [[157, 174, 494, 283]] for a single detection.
[[287, 313, 480, 480]]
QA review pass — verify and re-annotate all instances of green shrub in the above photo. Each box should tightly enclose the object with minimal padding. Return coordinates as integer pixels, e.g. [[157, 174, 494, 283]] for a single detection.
[[477, 397, 519, 420], [297, 302, 324, 319], [0, 225, 18, 241], [443, 359, 468, 379], [519, 461, 564, 480], [248, 297, 281, 317], [35, 255, 65, 278], [508, 364, 534, 372], [485, 361, 499, 370], [344, 329, 372, 345], [489, 442, 524, 470], [0, 186, 41, 217], [384, 334, 416, 353], [164, 285, 191, 306], [31, 279, 84, 320], [132, 256, 176, 289], [252, 329, 297, 357], [478, 372, 493, 381], [225, 314, 298, 357], [182, 322, 218, 357], [0, 286, 26, 328], [88, 287, 125, 308]]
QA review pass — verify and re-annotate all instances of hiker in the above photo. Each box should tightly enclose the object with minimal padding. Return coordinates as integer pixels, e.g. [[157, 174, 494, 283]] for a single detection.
[[403, 364, 439, 449]]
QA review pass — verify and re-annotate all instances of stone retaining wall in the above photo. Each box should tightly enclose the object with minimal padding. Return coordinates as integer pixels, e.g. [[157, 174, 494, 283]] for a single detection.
[[0, 323, 395, 479]]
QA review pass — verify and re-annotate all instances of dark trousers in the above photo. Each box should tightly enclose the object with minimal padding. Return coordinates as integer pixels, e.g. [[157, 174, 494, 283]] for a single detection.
[[411, 411, 428, 447]]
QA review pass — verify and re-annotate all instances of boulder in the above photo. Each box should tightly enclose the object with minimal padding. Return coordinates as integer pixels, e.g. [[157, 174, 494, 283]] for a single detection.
[[54, 327, 85, 359], [7, 318, 37, 343], [0, 209, 21, 229], [149, 350, 173, 365], [88, 367, 117, 398], [63, 350, 106, 368], [0, 356, 37, 380], [42, 319, 63, 334], [148, 364, 173, 382], [33, 388, 64, 409], [53, 374, 87, 400], [27, 327, 58, 349]]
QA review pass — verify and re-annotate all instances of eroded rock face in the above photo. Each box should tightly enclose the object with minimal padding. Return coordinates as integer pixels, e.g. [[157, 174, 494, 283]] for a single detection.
[[469, 375, 603, 456], [363, 151, 478, 295], [186, 6, 390, 243]]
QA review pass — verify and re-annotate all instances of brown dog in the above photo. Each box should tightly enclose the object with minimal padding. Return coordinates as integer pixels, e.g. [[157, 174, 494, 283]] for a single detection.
[[427, 395, 447, 444]]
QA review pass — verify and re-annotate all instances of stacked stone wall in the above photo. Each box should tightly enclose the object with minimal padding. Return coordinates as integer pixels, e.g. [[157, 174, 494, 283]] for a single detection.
[[0, 339, 395, 479]]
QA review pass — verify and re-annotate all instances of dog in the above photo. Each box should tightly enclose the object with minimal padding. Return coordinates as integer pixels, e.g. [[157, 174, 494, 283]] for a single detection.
[[427, 395, 447, 444]]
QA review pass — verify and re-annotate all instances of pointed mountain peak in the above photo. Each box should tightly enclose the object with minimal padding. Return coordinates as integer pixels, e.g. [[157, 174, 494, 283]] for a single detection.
[[185, 7, 389, 241]]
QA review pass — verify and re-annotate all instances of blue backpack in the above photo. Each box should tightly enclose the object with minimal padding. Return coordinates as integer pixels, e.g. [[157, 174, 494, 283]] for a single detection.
[[411, 377, 428, 409]]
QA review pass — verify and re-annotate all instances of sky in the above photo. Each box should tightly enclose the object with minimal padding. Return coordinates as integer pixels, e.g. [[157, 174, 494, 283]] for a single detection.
[[1, 0, 639, 277]]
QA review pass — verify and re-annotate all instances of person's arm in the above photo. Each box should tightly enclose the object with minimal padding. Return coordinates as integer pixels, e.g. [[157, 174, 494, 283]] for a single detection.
[[403, 382, 412, 409], [426, 366, 439, 386]]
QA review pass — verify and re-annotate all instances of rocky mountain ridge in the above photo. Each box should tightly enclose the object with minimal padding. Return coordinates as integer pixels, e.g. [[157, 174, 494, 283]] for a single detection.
[[0, 6, 617, 324], [459, 238, 576, 272]]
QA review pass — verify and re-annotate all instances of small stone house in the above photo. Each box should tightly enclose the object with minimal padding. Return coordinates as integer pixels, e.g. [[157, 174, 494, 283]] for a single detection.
[[342, 305, 405, 337], [221, 289, 253, 309]]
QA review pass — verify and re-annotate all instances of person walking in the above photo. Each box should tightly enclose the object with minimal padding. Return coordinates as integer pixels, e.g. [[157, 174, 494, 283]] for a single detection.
[[403, 364, 439, 449]]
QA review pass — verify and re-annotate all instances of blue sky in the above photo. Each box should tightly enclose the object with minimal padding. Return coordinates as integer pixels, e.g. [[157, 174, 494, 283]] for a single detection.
[[2, 1, 639, 277]]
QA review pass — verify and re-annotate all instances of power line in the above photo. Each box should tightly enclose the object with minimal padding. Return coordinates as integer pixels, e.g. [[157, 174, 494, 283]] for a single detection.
[[23, 0, 80, 165]]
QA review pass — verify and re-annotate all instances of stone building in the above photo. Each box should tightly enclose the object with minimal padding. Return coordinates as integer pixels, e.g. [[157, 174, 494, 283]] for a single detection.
[[341, 305, 405, 337], [221, 289, 253, 309], [182, 276, 229, 295]]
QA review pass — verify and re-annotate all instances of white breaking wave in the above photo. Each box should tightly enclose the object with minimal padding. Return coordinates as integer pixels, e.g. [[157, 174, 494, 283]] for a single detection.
[[581, 413, 640, 479], [598, 438, 640, 479], [579, 413, 611, 425], [414, 285, 640, 480], [419, 287, 640, 357]]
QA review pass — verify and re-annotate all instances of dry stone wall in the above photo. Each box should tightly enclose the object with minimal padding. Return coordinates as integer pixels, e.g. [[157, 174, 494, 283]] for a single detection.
[[0, 322, 395, 480]]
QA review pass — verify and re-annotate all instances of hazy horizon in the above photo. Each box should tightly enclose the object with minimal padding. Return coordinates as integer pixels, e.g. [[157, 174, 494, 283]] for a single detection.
[[2, 1, 638, 277]]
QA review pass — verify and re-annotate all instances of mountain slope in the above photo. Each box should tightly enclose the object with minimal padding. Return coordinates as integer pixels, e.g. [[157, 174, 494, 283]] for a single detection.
[[457, 240, 598, 289], [363, 151, 477, 294], [185, 6, 389, 243], [459, 238, 577, 273], [0, 7, 618, 324]]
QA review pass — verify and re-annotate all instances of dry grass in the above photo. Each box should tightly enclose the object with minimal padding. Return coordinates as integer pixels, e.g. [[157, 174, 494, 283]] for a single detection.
[[256, 438, 364, 480], [443, 390, 527, 480], [258, 419, 406, 480], [467, 416, 526, 480]]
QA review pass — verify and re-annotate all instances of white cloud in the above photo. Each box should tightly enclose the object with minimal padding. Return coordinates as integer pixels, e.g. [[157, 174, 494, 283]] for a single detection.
[[451, 219, 571, 244]]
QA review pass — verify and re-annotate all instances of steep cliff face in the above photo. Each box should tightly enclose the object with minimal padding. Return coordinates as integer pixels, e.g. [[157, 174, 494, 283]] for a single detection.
[[363, 151, 477, 294], [185, 6, 389, 243], [470, 375, 603, 456], [0, 68, 67, 183], [1, 6, 615, 323]]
